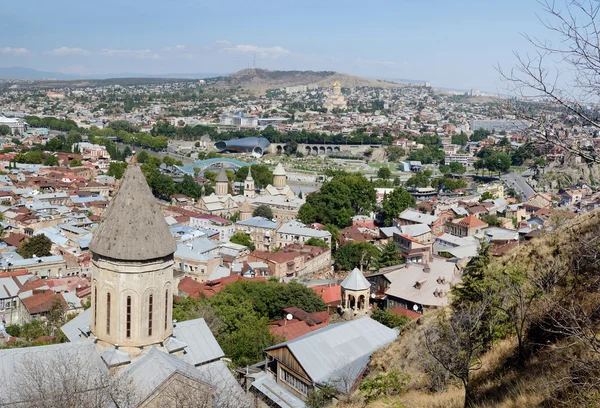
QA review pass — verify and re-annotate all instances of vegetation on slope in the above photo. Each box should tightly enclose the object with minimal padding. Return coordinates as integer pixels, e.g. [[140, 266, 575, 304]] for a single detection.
[[341, 210, 600, 408]]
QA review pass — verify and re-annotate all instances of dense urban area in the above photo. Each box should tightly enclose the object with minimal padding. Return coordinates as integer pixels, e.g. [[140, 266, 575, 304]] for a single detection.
[[3, 4, 600, 407]]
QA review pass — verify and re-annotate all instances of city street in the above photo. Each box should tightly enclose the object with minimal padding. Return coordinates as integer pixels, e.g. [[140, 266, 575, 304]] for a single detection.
[[502, 172, 535, 200]]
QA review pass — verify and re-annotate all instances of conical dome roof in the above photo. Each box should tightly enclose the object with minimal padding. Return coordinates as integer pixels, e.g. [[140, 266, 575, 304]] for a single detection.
[[341, 268, 371, 291], [273, 163, 286, 176], [89, 163, 176, 261], [216, 168, 229, 183]]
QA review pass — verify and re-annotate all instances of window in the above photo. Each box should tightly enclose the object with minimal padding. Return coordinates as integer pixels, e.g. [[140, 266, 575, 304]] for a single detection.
[[164, 290, 168, 331], [106, 292, 111, 335], [126, 296, 131, 339], [280, 367, 310, 397], [94, 287, 97, 326], [148, 294, 153, 336]]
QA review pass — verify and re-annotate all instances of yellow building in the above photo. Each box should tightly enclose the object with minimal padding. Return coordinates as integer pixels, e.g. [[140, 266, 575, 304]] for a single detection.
[[477, 183, 504, 199], [323, 81, 347, 112]]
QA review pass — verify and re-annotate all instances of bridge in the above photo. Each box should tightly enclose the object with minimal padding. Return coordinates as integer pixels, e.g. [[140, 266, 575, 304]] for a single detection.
[[268, 143, 382, 156], [177, 158, 257, 175]]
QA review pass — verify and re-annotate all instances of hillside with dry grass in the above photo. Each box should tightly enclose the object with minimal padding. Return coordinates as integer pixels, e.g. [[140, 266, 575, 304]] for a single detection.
[[333, 210, 600, 408], [210, 68, 404, 94]]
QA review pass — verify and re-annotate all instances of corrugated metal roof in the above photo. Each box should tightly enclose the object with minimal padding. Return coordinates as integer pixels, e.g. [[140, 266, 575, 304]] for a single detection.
[[196, 360, 250, 408], [173, 318, 224, 366], [251, 373, 306, 408], [265, 317, 397, 393], [61, 308, 91, 342]]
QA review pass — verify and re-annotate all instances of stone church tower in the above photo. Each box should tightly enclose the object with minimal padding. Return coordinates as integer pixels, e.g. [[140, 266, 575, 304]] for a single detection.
[[272, 163, 287, 189], [215, 168, 229, 196], [244, 171, 255, 198], [89, 163, 177, 348]]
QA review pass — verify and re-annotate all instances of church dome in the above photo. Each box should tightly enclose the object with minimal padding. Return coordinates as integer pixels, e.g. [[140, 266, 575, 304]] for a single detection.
[[273, 163, 286, 176], [89, 163, 177, 261]]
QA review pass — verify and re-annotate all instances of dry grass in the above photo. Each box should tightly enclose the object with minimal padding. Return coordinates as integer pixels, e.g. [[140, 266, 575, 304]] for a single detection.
[[345, 210, 600, 407]]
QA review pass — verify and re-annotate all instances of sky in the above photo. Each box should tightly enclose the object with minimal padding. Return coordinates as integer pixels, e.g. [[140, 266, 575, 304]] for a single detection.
[[0, 0, 562, 91]]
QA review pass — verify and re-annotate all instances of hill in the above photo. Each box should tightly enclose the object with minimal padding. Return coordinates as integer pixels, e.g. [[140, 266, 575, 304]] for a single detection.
[[209, 68, 405, 94], [335, 209, 600, 408]]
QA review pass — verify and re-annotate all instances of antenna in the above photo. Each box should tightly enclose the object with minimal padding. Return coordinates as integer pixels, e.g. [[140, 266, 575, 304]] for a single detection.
[[253, 53, 256, 68]]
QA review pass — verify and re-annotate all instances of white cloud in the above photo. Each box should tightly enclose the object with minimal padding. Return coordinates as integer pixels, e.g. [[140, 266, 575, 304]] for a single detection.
[[215, 40, 231, 45], [45, 47, 91, 56], [222, 44, 291, 58], [163, 45, 186, 52], [99, 48, 160, 59], [0, 47, 29, 55]]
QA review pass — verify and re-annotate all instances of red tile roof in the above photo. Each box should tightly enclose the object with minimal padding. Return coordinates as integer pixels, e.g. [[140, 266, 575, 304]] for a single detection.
[[456, 215, 488, 229], [310, 284, 342, 305], [21, 291, 67, 315], [390, 305, 422, 320]]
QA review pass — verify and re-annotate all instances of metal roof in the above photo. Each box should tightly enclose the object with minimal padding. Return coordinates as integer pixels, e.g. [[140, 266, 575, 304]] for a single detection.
[[172, 318, 224, 366], [251, 372, 306, 408], [195, 360, 250, 408], [398, 209, 438, 225], [265, 317, 398, 393], [277, 220, 331, 239], [237, 216, 280, 229], [60, 308, 91, 342], [341, 268, 371, 291]]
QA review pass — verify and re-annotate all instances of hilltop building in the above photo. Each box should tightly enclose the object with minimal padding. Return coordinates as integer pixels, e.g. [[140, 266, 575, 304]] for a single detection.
[[323, 81, 347, 112]]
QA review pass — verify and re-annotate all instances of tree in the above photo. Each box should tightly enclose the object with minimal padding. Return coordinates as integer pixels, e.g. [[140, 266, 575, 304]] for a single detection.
[[175, 174, 202, 199], [235, 165, 273, 189], [229, 232, 255, 250], [0, 125, 11, 136], [334, 242, 380, 271], [499, 1, 600, 164], [425, 304, 488, 408], [451, 132, 468, 146], [481, 214, 501, 227], [380, 187, 416, 227], [106, 161, 128, 179], [371, 309, 411, 329], [252, 205, 273, 219], [18, 234, 52, 259], [377, 166, 392, 180], [136, 150, 150, 163], [479, 191, 495, 202], [305, 238, 328, 248], [405, 170, 431, 188], [448, 161, 466, 175], [69, 158, 82, 167], [43, 154, 59, 166], [376, 242, 402, 268]]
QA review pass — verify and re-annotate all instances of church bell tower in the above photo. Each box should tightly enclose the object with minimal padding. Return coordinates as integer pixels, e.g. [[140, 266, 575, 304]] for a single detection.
[[89, 163, 177, 347]]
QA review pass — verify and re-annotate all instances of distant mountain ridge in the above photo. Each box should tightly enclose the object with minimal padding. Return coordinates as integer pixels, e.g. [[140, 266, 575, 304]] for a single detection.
[[212, 68, 405, 94], [0, 66, 222, 80]]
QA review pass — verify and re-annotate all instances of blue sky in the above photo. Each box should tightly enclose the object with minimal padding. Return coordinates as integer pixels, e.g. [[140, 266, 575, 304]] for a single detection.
[[0, 0, 558, 90]]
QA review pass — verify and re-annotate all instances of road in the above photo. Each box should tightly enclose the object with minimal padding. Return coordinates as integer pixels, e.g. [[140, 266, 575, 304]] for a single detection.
[[502, 172, 536, 200]]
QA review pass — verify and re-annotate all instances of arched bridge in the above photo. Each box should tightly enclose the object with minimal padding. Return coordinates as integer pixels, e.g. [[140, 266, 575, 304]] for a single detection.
[[177, 158, 257, 175]]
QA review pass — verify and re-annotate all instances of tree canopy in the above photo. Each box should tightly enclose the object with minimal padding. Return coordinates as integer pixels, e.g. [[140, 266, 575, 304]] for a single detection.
[[18, 234, 52, 259]]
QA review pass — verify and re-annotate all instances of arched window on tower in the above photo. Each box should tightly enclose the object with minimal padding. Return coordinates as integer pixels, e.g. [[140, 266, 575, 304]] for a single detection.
[[148, 294, 153, 337], [106, 292, 111, 335], [126, 296, 131, 339], [164, 289, 168, 331]]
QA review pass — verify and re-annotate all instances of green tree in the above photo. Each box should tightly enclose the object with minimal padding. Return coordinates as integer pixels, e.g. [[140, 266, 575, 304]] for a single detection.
[[230, 232, 255, 250], [381, 187, 416, 227], [376, 242, 402, 268], [479, 191, 495, 202], [334, 242, 380, 271], [377, 166, 392, 180], [371, 309, 411, 329], [18, 234, 52, 259], [69, 158, 82, 167], [253, 205, 274, 219], [305, 238, 329, 248], [405, 170, 431, 188], [106, 162, 128, 179], [451, 132, 469, 146], [448, 162, 466, 175], [136, 150, 150, 163], [0, 125, 11, 136], [43, 155, 59, 166]]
